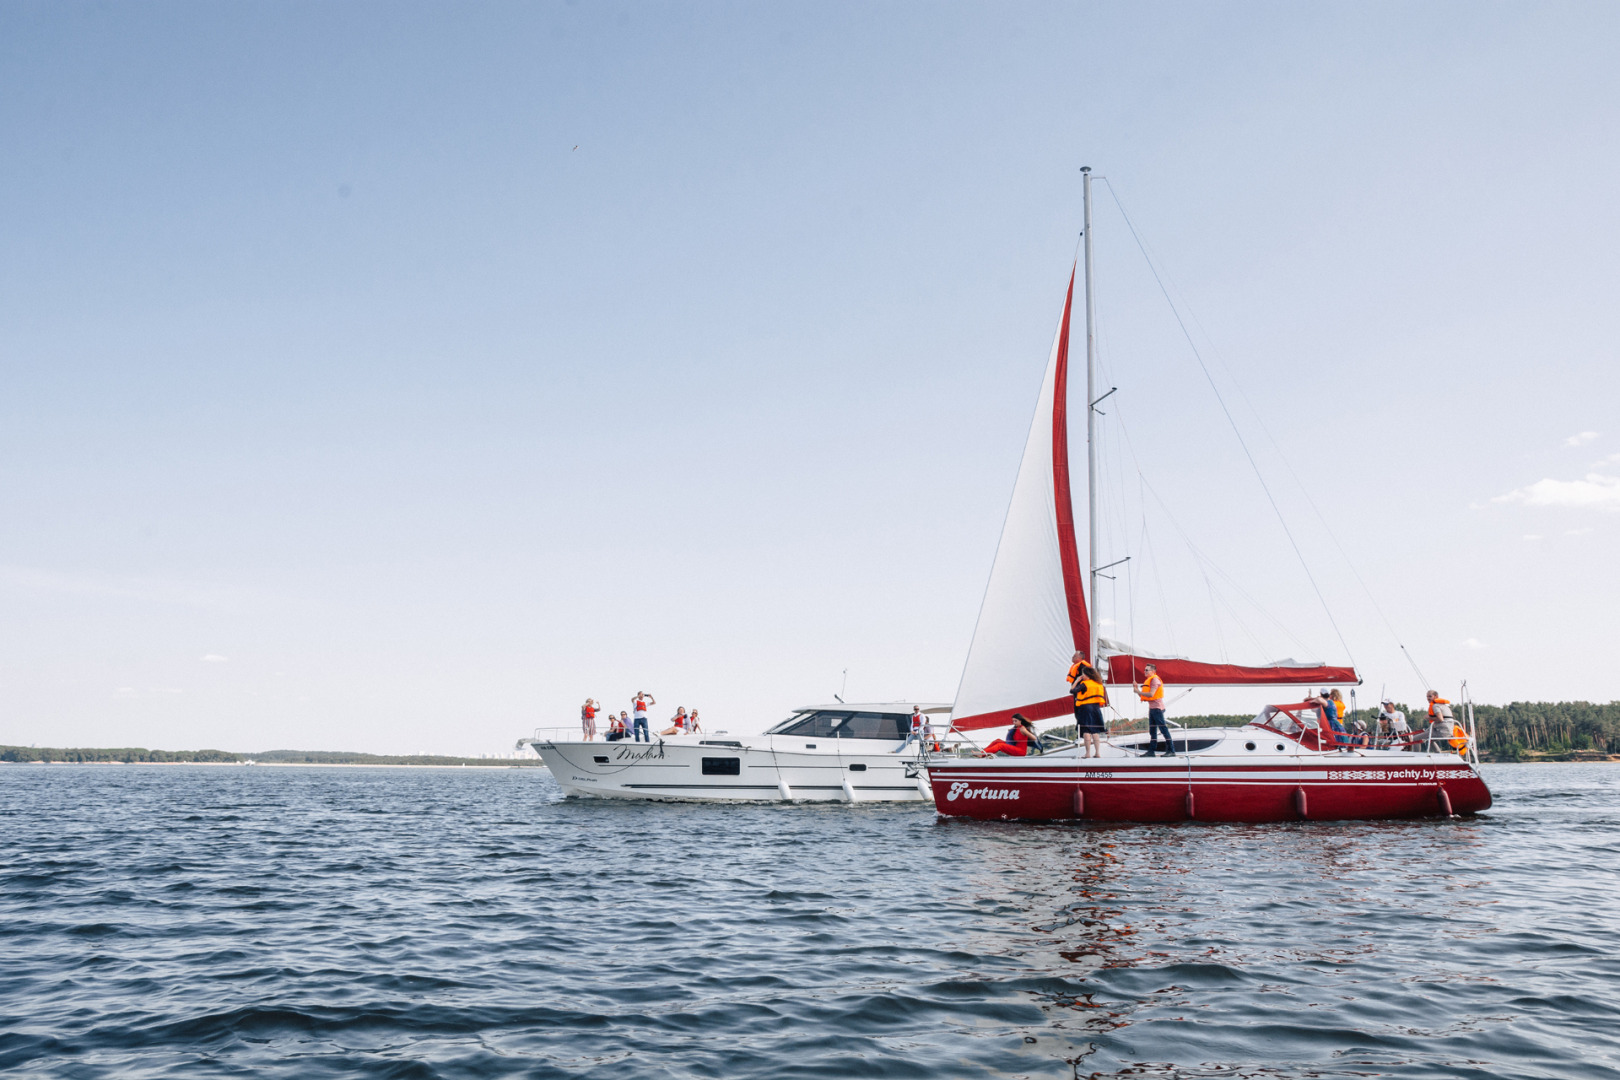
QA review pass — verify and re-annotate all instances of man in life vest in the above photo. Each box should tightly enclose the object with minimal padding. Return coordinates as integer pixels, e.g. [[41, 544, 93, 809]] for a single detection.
[[631, 692, 655, 742], [1137, 663, 1173, 757], [1425, 690, 1456, 752], [1072, 661, 1108, 759], [892, 705, 926, 753]]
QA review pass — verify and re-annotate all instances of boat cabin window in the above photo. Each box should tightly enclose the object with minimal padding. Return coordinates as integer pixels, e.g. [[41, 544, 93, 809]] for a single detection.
[[767, 710, 908, 740]]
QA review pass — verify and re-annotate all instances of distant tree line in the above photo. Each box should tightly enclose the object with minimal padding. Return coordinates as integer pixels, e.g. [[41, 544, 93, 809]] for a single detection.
[[0, 746, 241, 763], [1060, 700, 1620, 762], [0, 746, 545, 766]]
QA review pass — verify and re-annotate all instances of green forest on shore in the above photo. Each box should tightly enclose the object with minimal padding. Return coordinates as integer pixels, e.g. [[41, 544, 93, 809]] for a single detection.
[[3, 701, 1616, 765], [1153, 700, 1619, 761]]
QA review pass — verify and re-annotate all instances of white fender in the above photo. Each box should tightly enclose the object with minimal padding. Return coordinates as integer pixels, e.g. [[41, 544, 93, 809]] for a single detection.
[[916, 774, 934, 802], [841, 779, 857, 803], [778, 780, 793, 802]]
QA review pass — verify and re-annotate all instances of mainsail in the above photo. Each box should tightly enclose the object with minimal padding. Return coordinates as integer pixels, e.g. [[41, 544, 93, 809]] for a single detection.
[[949, 271, 1089, 732], [950, 251, 1358, 734]]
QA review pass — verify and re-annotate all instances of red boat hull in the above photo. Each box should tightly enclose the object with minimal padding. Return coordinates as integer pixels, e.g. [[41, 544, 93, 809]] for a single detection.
[[927, 757, 1491, 823]]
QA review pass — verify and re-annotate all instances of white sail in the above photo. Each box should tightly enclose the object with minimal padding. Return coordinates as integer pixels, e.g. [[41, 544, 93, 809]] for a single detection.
[[951, 280, 1085, 727]]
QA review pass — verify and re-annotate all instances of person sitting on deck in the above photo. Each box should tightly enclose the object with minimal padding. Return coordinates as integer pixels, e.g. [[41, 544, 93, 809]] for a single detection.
[[659, 707, 689, 736], [605, 713, 627, 741], [1379, 700, 1411, 749], [983, 714, 1038, 756], [687, 709, 702, 734]]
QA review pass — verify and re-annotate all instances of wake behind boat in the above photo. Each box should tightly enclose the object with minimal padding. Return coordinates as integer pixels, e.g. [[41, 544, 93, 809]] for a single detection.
[[928, 168, 1492, 823], [529, 704, 953, 802]]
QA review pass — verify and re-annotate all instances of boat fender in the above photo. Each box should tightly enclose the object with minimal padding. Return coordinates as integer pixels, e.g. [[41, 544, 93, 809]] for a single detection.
[[1072, 787, 1084, 818], [841, 779, 857, 803], [1437, 785, 1453, 817], [917, 774, 934, 802], [1293, 786, 1308, 820], [778, 780, 793, 802], [1185, 790, 1195, 820]]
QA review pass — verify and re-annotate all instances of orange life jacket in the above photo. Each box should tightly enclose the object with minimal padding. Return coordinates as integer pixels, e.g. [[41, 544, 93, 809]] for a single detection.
[[1074, 678, 1106, 707]]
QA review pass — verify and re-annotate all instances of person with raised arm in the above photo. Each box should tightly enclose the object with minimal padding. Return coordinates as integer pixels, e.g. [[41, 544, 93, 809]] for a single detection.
[[1137, 664, 1173, 757], [581, 698, 600, 741], [631, 692, 655, 742]]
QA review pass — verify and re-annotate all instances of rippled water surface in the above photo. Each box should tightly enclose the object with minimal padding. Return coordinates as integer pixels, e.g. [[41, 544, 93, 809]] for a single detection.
[[2, 763, 1617, 1078]]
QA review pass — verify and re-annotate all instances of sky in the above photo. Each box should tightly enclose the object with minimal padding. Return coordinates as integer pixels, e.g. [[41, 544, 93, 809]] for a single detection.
[[2, 2, 1617, 756]]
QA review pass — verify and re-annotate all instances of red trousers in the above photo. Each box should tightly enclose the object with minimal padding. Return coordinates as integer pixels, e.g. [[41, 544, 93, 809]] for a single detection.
[[984, 739, 1028, 756]]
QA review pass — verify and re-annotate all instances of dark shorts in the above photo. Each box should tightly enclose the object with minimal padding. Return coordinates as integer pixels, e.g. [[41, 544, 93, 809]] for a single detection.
[[1075, 703, 1106, 734]]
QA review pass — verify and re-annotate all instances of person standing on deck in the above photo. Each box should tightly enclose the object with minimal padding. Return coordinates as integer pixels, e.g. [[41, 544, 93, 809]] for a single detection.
[[581, 698, 600, 741], [1072, 662, 1108, 759], [892, 705, 925, 753], [1425, 691, 1455, 751], [1137, 664, 1173, 757], [632, 692, 654, 742]]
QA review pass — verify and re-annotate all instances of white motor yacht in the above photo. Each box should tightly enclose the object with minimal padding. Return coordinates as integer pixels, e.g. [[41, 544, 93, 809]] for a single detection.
[[526, 704, 953, 802]]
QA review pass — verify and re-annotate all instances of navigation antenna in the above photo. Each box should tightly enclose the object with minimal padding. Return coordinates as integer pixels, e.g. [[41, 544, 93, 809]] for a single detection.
[[834, 668, 848, 703]]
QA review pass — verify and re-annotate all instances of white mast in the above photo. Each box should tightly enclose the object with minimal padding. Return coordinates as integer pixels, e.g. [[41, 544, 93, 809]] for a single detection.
[[1081, 166, 1098, 663]]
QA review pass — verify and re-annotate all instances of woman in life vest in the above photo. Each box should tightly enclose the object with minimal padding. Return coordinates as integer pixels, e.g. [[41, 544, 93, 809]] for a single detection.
[[1073, 662, 1108, 759], [659, 707, 689, 737], [984, 714, 1038, 756], [687, 709, 702, 734]]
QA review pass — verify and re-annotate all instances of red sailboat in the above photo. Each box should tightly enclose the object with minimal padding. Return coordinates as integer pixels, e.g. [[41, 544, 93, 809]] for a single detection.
[[930, 169, 1490, 823]]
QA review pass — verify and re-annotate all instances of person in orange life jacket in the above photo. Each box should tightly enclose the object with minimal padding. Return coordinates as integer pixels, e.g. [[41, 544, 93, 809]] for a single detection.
[[605, 711, 627, 741], [1424, 690, 1455, 751], [631, 692, 655, 742], [892, 705, 926, 753], [984, 714, 1038, 756], [659, 706, 689, 736], [1137, 664, 1173, 757], [1073, 661, 1108, 759], [581, 698, 600, 741]]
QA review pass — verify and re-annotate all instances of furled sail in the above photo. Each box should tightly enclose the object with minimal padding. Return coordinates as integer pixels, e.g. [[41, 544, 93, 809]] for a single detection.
[[950, 270, 1089, 732], [1103, 654, 1358, 687]]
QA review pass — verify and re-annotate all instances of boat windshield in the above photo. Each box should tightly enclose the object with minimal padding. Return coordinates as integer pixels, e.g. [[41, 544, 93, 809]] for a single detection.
[[766, 710, 908, 740]]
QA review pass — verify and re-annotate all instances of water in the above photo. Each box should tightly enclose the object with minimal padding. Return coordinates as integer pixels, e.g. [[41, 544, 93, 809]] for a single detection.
[[1, 763, 1616, 1079]]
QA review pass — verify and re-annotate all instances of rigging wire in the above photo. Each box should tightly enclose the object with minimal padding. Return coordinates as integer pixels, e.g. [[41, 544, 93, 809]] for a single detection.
[[1101, 177, 1358, 671], [1109, 208, 1432, 691]]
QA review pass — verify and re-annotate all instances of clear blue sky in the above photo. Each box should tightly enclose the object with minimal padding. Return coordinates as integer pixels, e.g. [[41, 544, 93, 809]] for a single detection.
[[3, 2, 1617, 754]]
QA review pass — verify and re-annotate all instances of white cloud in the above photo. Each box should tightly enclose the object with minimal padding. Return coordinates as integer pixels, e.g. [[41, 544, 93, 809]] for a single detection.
[[1494, 473, 1620, 510], [1565, 431, 1600, 447], [1464, 638, 1488, 650], [201, 654, 229, 663], [1592, 453, 1620, 468]]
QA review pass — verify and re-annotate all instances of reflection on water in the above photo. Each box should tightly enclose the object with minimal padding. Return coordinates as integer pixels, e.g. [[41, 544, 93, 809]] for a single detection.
[[0, 764, 1615, 1079]]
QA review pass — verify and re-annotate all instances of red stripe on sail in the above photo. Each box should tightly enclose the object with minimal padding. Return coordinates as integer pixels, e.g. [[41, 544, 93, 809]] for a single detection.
[[1051, 266, 1090, 659], [1104, 654, 1359, 687], [950, 695, 1074, 732]]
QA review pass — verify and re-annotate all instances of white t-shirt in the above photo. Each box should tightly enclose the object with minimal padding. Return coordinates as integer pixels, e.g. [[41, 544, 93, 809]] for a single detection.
[[1382, 710, 1409, 734]]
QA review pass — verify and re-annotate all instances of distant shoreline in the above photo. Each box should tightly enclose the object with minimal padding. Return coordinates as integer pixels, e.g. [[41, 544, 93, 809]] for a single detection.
[[0, 760, 548, 769], [0, 746, 547, 767]]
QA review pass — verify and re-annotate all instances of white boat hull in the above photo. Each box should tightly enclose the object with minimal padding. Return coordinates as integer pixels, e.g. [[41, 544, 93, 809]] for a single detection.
[[534, 735, 934, 803]]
